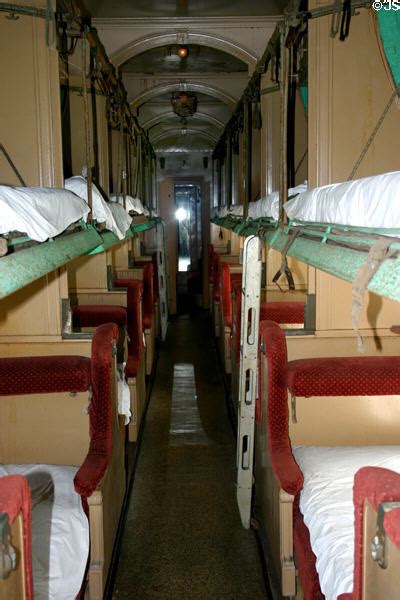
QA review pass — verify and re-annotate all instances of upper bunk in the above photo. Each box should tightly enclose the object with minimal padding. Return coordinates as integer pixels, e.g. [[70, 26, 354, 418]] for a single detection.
[[212, 172, 400, 303], [0, 1, 161, 301], [210, 9, 400, 306]]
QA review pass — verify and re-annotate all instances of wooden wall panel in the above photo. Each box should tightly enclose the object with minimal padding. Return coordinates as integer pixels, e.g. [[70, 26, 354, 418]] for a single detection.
[[0, 1, 63, 187], [159, 177, 177, 314]]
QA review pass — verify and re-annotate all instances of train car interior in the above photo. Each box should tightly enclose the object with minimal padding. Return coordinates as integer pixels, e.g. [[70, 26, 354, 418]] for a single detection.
[[1, 1, 400, 599]]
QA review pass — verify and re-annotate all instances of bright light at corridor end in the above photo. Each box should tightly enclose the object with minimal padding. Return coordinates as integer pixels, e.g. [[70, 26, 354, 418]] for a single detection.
[[175, 207, 188, 222]]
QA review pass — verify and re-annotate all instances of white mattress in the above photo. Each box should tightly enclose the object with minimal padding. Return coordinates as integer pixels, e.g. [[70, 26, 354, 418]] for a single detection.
[[213, 184, 307, 220], [293, 446, 400, 600], [117, 363, 131, 425], [108, 202, 132, 237], [0, 185, 90, 242], [64, 176, 126, 239], [285, 171, 400, 230], [109, 193, 146, 215], [0, 464, 89, 600]]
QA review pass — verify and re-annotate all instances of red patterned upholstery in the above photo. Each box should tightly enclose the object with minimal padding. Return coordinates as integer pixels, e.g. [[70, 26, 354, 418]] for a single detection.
[[208, 243, 214, 284], [287, 356, 400, 398], [114, 279, 144, 379], [220, 262, 233, 328], [74, 323, 118, 498], [293, 507, 324, 600], [135, 253, 159, 299], [336, 467, 400, 600], [258, 321, 304, 495], [231, 293, 305, 366], [142, 263, 154, 329], [72, 305, 127, 328], [213, 252, 221, 301], [0, 355, 91, 396], [260, 301, 305, 324], [0, 475, 33, 599]]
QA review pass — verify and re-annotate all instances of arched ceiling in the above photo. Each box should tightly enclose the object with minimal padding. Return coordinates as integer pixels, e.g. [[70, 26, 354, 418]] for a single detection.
[[85, 0, 283, 17], [87, 1, 280, 176]]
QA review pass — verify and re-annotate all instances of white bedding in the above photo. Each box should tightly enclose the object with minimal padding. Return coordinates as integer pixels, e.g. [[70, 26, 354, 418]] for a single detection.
[[109, 193, 146, 215], [0, 464, 89, 600], [117, 363, 131, 425], [213, 184, 307, 220], [0, 185, 90, 242], [64, 176, 126, 240], [292, 446, 400, 600], [285, 171, 400, 229], [108, 202, 132, 237]]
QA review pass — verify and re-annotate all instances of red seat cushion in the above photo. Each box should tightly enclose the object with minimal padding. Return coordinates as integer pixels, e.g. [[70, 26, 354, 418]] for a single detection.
[[287, 356, 400, 397], [114, 279, 144, 361], [72, 305, 127, 328], [142, 263, 154, 329], [0, 355, 91, 395], [220, 262, 233, 328], [260, 301, 305, 324], [125, 353, 141, 379]]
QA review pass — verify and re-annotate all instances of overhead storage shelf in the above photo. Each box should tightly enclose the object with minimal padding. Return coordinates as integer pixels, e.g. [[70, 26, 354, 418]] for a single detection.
[[212, 216, 400, 303]]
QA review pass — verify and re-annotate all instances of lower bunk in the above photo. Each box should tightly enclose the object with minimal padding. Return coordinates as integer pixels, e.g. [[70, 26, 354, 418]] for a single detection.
[[0, 323, 125, 599], [255, 320, 400, 600]]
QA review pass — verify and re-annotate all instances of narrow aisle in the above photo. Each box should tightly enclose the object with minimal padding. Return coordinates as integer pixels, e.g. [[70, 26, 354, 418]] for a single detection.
[[113, 311, 267, 599]]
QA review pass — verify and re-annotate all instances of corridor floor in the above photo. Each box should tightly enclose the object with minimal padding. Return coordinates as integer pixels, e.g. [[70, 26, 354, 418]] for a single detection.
[[113, 311, 268, 599]]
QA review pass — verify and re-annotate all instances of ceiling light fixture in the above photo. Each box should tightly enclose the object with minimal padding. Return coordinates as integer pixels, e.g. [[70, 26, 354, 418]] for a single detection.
[[177, 46, 188, 58]]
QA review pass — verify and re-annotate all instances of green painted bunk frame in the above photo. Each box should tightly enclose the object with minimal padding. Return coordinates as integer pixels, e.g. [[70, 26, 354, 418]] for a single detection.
[[0, 217, 161, 299], [211, 215, 400, 303]]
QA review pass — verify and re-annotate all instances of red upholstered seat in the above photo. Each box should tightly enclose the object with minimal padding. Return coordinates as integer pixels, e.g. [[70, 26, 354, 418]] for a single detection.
[[114, 279, 144, 374], [74, 323, 119, 498], [231, 290, 305, 365], [220, 262, 233, 328], [260, 301, 305, 324], [0, 475, 33, 599], [125, 353, 141, 378], [142, 263, 154, 329], [213, 252, 221, 301], [0, 355, 91, 396], [287, 356, 400, 398], [135, 253, 159, 299], [231, 273, 242, 284], [72, 305, 127, 328]]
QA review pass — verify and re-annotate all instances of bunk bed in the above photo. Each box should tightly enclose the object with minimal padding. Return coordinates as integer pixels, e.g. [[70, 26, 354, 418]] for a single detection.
[[0, 182, 161, 300], [0, 323, 125, 599], [212, 172, 400, 302], [213, 170, 400, 598]]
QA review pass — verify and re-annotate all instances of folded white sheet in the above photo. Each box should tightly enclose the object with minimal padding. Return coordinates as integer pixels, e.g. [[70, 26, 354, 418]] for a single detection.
[[213, 184, 308, 220], [0, 185, 90, 242], [117, 363, 131, 425], [285, 171, 400, 229], [108, 202, 132, 237], [109, 194, 146, 215], [64, 176, 125, 239], [293, 445, 400, 600], [0, 463, 89, 600]]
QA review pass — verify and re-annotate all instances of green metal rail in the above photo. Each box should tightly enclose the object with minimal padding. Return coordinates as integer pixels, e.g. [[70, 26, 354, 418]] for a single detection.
[[212, 216, 400, 303], [0, 226, 102, 299], [0, 217, 161, 299], [88, 217, 160, 255]]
